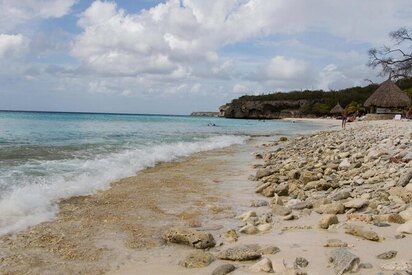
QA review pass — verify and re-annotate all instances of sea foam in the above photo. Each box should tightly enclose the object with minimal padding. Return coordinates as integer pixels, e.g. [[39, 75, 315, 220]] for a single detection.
[[0, 135, 247, 236]]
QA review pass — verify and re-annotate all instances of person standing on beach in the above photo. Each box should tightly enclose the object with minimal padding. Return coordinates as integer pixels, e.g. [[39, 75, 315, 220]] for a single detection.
[[341, 109, 348, 128]]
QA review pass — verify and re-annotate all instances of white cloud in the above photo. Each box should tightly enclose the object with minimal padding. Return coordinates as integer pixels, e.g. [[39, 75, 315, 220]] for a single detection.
[[265, 56, 309, 80], [0, 0, 77, 32], [0, 34, 26, 58]]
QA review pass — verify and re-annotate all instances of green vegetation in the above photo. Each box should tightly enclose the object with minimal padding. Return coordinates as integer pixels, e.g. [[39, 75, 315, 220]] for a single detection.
[[236, 78, 412, 115]]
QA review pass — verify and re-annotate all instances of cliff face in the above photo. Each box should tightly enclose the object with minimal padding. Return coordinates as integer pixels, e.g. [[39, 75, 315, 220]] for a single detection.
[[223, 99, 310, 119]]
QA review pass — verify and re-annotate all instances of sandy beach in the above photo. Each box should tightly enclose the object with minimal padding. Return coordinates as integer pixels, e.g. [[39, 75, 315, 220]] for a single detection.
[[1, 119, 412, 275]]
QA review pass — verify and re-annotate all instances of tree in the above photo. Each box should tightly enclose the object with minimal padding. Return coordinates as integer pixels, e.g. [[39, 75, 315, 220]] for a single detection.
[[368, 27, 412, 79], [345, 101, 365, 114]]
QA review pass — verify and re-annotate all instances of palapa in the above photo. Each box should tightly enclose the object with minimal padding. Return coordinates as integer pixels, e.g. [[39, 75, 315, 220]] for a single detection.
[[364, 79, 412, 108], [330, 103, 344, 114]]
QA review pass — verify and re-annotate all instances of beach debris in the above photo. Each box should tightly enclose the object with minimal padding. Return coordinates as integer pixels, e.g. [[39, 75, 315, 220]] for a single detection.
[[345, 225, 379, 241], [324, 239, 348, 248], [319, 214, 339, 229], [217, 245, 261, 261], [211, 264, 236, 275], [250, 200, 268, 207], [179, 250, 215, 268], [329, 248, 360, 275], [259, 245, 280, 255], [272, 205, 292, 216], [249, 257, 273, 273], [224, 229, 238, 242], [380, 260, 412, 271], [376, 250, 397, 260], [162, 227, 215, 249], [396, 220, 412, 234], [239, 224, 258, 235], [294, 257, 309, 268]]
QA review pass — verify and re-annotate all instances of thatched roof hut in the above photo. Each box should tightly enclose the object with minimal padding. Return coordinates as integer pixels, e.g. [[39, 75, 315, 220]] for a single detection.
[[330, 103, 344, 114], [364, 79, 412, 108]]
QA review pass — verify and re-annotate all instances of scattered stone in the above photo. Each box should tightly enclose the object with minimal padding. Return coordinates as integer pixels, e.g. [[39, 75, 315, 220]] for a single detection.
[[324, 239, 348, 248], [388, 214, 405, 224], [315, 202, 345, 215], [376, 250, 397, 260], [259, 245, 280, 255], [239, 224, 258, 235], [374, 222, 390, 227], [359, 262, 373, 269], [250, 200, 268, 207], [162, 227, 215, 249], [257, 223, 272, 232], [329, 248, 360, 275], [346, 213, 372, 223], [330, 191, 351, 201], [279, 136, 288, 141], [211, 264, 236, 275], [272, 205, 292, 216], [345, 225, 379, 241], [179, 251, 215, 268], [256, 168, 273, 179], [238, 211, 257, 221], [398, 169, 412, 187], [396, 220, 412, 234], [217, 246, 261, 261], [319, 214, 339, 229], [294, 257, 309, 268], [289, 201, 312, 210], [249, 257, 273, 273], [343, 198, 368, 209], [282, 214, 297, 220], [224, 229, 238, 242], [380, 260, 412, 271], [395, 234, 405, 239]]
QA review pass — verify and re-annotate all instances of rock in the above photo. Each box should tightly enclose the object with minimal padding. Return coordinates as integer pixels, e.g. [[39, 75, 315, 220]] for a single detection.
[[163, 227, 215, 249], [396, 220, 412, 234], [260, 245, 280, 255], [272, 205, 292, 216], [211, 264, 236, 275], [398, 169, 412, 187], [250, 200, 268, 207], [380, 260, 412, 271], [315, 202, 345, 215], [217, 246, 261, 261], [255, 182, 272, 193], [319, 214, 339, 229], [239, 224, 258, 235], [238, 211, 257, 221], [330, 191, 351, 201], [399, 207, 412, 221], [346, 213, 372, 223], [249, 257, 273, 273], [359, 262, 373, 269], [388, 214, 405, 224], [288, 169, 301, 180], [282, 214, 297, 220], [294, 257, 309, 268], [345, 225, 380, 241], [376, 250, 397, 260], [301, 171, 319, 184], [339, 158, 351, 170], [256, 168, 273, 179], [343, 198, 368, 209], [257, 223, 272, 232], [373, 222, 390, 227], [279, 136, 288, 141], [274, 182, 289, 196], [224, 229, 238, 242], [329, 248, 360, 275], [261, 186, 275, 197], [324, 239, 348, 248], [289, 201, 312, 210], [258, 213, 273, 224], [179, 251, 215, 268]]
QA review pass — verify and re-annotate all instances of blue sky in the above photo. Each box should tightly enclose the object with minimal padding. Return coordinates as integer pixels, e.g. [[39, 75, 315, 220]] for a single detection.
[[0, 0, 411, 114]]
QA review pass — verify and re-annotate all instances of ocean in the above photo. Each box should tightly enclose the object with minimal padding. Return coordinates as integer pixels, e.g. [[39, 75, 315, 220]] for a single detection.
[[0, 111, 321, 235]]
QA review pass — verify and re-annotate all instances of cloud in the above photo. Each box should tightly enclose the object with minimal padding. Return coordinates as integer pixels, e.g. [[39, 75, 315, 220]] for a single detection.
[[0, 34, 26, 58], [265, 56, 309, 80], [0, 0, 77, 32]]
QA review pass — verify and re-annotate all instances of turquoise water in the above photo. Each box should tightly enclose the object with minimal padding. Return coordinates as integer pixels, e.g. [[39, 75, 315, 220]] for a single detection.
[[0, 111, 320, 235]]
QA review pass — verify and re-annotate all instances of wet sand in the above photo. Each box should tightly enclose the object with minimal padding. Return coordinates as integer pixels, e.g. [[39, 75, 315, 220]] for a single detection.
[[0, 136, 266, 275]]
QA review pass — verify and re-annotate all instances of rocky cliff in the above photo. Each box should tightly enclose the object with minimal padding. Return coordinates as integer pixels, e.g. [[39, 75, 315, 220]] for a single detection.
[[222, 99, 311, 119]]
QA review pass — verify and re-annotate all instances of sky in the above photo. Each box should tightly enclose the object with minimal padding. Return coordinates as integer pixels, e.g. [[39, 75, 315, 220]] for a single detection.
[[0, 0, 411, 115]]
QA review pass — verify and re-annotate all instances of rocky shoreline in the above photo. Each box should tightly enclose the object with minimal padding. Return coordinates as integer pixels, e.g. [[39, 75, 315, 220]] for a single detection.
[[159, 120, 412, 274]]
